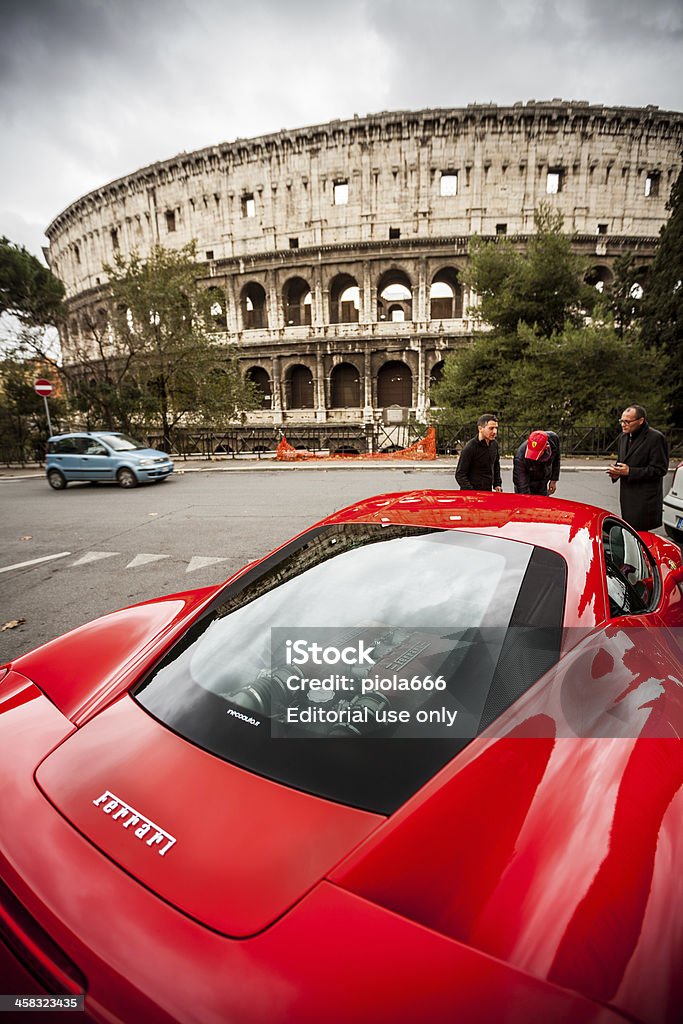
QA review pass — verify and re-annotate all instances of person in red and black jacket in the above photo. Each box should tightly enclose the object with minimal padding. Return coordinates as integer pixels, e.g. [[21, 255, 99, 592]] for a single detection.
[[513, 429, 561, 496]]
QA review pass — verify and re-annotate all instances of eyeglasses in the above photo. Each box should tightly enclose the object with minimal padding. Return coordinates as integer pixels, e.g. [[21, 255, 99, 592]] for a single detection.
[[619, 418, 640, 424]]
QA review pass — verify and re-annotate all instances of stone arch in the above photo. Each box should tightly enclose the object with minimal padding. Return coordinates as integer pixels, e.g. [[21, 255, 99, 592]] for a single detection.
[[240, 281, 267, 329], [207, 286, 227, 328], [430, 267, 463, 318], [329, 273, 360, 324], [285, 363, 315, 409], [377, 360, 412, 407], [246, 365, 272, 409], [82, 305, 108, 335], [283, 276, 312, 326], [631, 265, 650, 299], [429, 359, 445, 389], [585, 265, 613, 293], [330, 362, 361, 408], [377, 269, 412, 321]]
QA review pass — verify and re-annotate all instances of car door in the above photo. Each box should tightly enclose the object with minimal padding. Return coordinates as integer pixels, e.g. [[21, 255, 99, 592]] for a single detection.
[[602, 519, 663, 622], [81, 438, 116, 480], [64, 435, 98, 480], [49, 436, 83, 480], [602, 519, 683, 711]]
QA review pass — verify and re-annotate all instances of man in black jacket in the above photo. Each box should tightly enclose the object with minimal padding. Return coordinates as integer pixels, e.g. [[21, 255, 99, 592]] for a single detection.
[[513, 430, 561, 496], [606, 405, 669, 530], [455, 414, 502, 491]]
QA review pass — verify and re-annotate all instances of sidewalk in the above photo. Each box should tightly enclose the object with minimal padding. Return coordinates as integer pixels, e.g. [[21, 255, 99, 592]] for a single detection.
[[0, 455, 625, 479]]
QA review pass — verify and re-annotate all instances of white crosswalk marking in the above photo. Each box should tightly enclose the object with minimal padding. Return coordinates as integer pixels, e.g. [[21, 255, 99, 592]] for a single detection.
[[71, 551, 120, 566], [186, 556, 227, 573], [0, 551, 71, 574], [1, 550, 229, 575], [126, 554, 170, 568]]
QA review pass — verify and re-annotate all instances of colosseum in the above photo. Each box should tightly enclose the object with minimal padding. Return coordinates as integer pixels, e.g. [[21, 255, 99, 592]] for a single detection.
[[46, 100, 683, 444]]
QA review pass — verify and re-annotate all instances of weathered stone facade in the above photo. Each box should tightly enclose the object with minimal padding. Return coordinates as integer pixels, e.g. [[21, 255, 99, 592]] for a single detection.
[[46, 101, 683, 426]]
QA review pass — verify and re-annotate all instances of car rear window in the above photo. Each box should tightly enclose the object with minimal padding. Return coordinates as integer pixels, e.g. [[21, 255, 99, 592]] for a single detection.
[[135, 524, 567, 813]]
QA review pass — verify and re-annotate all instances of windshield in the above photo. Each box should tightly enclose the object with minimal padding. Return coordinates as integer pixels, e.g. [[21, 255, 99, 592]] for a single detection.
[[135, 523, 566, 813], [100, 433, 146, 451]]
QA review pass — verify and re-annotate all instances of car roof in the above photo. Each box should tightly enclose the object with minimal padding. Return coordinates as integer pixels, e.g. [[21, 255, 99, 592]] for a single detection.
[[48, 430, 125, 439], [324, 489, 605, 539], [48, 431, 89, 440]]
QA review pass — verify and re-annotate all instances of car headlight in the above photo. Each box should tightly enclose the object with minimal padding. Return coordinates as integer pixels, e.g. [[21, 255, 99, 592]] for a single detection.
[[136, 459, 153, 467]]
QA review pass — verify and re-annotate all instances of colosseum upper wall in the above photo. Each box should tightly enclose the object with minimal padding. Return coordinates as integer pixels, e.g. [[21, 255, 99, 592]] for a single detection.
[[46, 101, 683, 295], [46, 101, 683, 429]]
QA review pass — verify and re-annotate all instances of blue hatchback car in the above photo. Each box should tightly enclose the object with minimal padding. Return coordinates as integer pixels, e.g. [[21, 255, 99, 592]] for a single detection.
[[46, 432, 174, 489]]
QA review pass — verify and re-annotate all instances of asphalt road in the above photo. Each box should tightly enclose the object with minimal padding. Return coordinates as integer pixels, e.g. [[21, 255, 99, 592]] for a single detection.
[[0, 462, 670, 663]]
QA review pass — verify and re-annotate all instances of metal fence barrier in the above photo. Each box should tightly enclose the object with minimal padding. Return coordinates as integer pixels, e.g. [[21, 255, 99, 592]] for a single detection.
[[138, 424, 683, 461], [3, 424, 682, 466]]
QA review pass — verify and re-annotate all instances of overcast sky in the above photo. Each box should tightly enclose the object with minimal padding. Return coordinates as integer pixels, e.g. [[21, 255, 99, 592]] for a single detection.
[[2, 0, 682, 260]]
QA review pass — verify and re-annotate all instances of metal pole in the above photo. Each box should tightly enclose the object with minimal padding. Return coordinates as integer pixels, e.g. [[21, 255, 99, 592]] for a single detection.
[[43, 395, 53, 437]]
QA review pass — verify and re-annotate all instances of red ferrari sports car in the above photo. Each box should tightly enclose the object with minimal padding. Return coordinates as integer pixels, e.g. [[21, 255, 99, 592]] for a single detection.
[[1, 491, 682, 1024]]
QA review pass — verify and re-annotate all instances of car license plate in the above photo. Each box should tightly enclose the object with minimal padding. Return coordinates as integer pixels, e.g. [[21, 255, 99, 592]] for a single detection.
[[677, 515, 683, 529]]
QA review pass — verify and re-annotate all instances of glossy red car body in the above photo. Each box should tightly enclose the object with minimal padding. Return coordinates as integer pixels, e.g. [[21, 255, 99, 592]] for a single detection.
[[1, 491, 682, 1024]]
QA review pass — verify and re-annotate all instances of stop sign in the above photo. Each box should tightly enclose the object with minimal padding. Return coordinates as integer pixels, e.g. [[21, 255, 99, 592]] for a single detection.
[[34, 379, 53, 397]]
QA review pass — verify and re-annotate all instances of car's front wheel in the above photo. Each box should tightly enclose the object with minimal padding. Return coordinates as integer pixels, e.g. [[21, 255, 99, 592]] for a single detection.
[[47, 469, 67, 490], [117, 467, 138, 489], [664, 524, 683, 546]]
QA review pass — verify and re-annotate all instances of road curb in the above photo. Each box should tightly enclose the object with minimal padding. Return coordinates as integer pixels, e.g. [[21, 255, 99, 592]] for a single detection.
[[1, 458, 675, 480]]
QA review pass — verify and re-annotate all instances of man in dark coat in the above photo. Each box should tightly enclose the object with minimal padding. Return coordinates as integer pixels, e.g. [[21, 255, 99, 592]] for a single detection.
[[513, 429, 561, 496], [455, 413, 502, 491], [607, 405, 669, 531]]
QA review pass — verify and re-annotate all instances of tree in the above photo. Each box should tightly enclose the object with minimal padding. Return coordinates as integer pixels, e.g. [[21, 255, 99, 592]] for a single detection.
[[431, 324, 672, 431], [640, 163, 683, 425], [463, 205, 595, 338], [0, 357, 67, 462], [431, 202, 672, 430], [97, 243, 256, 443], [63, 306, 145, 432], [598, 252, 645, 337], [507, 324, 671, 427], [430, 336, 516, 426], [0, 237, 65, 326]]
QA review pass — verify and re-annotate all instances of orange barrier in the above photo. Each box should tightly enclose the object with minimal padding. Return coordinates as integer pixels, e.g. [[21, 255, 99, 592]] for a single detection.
[[276, 427, 437, 461]]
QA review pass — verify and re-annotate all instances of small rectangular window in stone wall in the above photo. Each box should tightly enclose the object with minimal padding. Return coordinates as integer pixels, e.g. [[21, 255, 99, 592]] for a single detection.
[[546, 170, 563, 194], [645, 172, 660, 197], [440, 172, 458, 196]]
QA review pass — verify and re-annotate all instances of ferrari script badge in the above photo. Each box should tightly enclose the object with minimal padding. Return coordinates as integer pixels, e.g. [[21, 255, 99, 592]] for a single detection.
[[92, 790, 176, 856]]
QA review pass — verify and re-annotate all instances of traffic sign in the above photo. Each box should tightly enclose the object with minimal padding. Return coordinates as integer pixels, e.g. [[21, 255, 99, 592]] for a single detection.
[[34, 379, 53, 397]]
